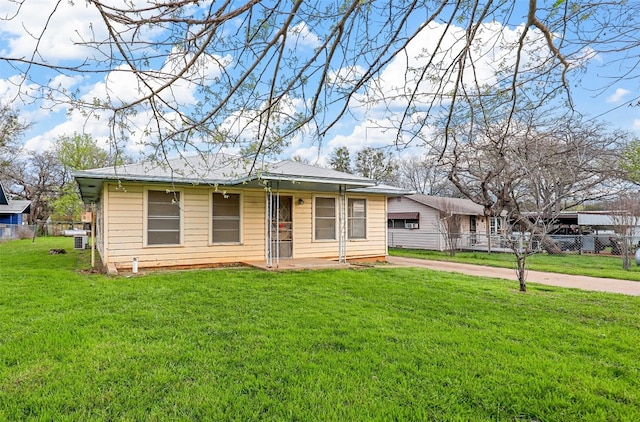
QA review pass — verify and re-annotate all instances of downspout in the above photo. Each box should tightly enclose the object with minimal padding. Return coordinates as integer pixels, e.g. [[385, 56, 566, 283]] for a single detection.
[[265, 186, 272, 268], [91, 202, 96, 269]]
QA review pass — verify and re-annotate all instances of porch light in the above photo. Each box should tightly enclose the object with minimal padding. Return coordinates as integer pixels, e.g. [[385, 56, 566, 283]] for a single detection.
[[297, 198, 305, 205]]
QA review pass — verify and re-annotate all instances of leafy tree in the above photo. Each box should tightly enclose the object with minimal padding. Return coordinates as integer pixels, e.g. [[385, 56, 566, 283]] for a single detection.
[[50, 184, 85, 223], [0, 104, 24, 147], [0, 150, 65, 223], [55, 133, 119, 172], [354, 147, 398, 184], [0, 104, 29, 167], [328, 147, 352, 173], [621, 139, 640, 186], [51, 133, 124, 221], [290, 155, 310, 164]]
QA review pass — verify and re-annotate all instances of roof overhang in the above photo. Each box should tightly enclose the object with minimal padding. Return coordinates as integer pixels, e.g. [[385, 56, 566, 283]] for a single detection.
[[388, 212, 420, 220], [75, 172, 387, 203], [74, 173, 248, 203], [73, 156, 411, 203], [0, 200, 31, 214]]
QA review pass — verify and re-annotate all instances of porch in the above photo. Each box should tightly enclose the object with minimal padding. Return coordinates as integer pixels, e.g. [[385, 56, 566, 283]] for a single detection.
[[243, 257, 351, 271]]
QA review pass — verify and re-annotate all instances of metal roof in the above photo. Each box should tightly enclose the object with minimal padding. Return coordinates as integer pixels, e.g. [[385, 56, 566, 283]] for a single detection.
[[521, 211, 639, 228], [406, 194, 486, 216], [0, 183, 30, 214], [350, 183, 414, 196], [388, 212, 420, 220], [74, 154, 411, 203], [0, 200, 30, 215]]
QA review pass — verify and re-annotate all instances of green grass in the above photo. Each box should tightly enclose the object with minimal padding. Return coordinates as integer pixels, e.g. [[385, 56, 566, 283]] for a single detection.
[[390, 247, 640, 281], [1, 238, 639, 421]]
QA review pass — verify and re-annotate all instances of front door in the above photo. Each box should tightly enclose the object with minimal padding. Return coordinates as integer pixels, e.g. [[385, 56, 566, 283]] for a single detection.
[[470, 215, 477, 245], [270, 196, 293, 259]]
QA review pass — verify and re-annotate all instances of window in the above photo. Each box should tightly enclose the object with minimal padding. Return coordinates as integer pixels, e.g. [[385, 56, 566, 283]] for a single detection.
[[348, 198, 366, 239], [387, 218, 419, 229], [387, 212, 420, 229], [315, 197, 336, 240], [147, 190, 181, 245], [490, 217, 503, 235], [212, 192, 240, 243]]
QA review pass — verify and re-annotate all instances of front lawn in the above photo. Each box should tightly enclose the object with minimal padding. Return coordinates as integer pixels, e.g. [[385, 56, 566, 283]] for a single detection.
[[390, 247, 640, 281], [1, 238, 639, 421]]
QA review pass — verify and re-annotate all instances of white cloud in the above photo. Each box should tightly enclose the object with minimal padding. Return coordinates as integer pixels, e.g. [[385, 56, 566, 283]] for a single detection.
[[287, 146, 324, 165], [633, 119, 640, 130], [327, 65, 366, 89], [347, 21, 550, 118], [287, 22, 321, 49], [0, 75, 42, 106], [607, 88, 630, 103], [21, 108, 112, 153], [0, 0, 172, 64], [0, 0, 106, 63], [81, 49, 232, 109]]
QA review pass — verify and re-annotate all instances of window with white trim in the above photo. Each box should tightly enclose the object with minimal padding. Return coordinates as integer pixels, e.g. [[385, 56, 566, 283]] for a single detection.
[[490, 216, 503, 235], [212, 192, 241, 243], [147, 190, 181, 245], [348, 198, 366, 239], [314, 197, 336, 240]]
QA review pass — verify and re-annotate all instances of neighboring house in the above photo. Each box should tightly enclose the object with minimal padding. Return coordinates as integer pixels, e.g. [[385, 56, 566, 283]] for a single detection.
[[74, 154, 407, 273], [0, 183, 31, 225], [387, 194, 505, 251]]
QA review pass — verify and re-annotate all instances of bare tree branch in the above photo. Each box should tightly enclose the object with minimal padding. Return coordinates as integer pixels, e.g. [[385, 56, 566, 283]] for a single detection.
[[1, 0, 638, 166]]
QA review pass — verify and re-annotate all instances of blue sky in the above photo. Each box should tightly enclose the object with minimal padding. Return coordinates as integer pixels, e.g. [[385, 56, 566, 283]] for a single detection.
[[1, 1, 639, 165]]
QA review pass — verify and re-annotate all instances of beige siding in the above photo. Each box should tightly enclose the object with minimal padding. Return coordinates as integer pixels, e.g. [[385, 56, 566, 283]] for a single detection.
[[292, 193, 387, 260], [101, 183, 388, 270], [104, 183, 266, 269], [349, 195, 387, 258]]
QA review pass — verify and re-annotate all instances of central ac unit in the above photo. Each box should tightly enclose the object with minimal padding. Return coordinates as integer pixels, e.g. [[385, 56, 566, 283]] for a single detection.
[[405, 223, 419, 229], [74, 235, 89, 250]]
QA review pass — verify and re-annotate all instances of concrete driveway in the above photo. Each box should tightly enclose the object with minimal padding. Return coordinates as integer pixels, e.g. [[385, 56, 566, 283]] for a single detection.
[[386, 256, 640, 296]]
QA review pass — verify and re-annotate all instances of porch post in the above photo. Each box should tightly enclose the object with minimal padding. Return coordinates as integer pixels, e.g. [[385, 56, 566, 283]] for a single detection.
[[266, 187, 272, 268], [275, 186, 280, 267], [338, 185, 346, 264], [487, 214, 492, 254]]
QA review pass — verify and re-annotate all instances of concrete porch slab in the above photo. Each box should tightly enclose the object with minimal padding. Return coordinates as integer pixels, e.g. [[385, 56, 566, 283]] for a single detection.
[[243, 258, 350, 271]]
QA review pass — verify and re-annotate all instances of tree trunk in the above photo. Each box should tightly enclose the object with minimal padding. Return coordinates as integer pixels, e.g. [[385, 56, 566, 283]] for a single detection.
[[622, 240, 630, 271], [506, 208, 564, 255], [516, 255, 527, 292], [539, 235, 564, 255]]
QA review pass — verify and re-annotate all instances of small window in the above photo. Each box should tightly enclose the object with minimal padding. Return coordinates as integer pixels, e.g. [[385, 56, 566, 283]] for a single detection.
[[147, 190, 181, 245], [348, 198, 366, 239], [387, 219, 419, 229], [490, 217, 503, 235], [315, 197, 336, 240], [212, 193, 240, 243]]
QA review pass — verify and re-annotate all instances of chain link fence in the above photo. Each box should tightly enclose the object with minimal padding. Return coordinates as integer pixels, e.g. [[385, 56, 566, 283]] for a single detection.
[[0, 222, 90, 242], [0, 224, 37, 241], [388, 231, 640, 256]]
